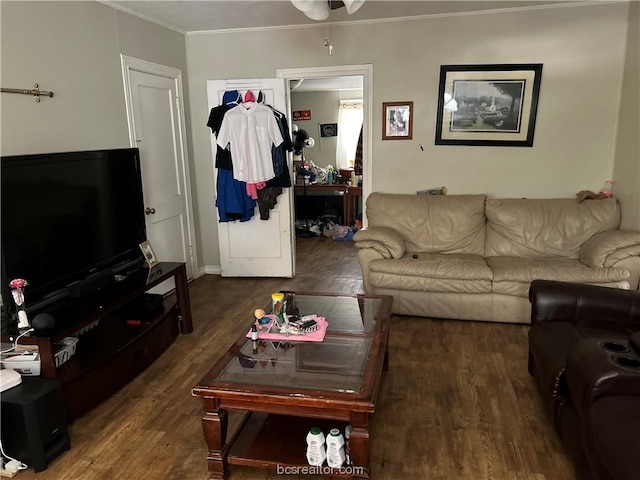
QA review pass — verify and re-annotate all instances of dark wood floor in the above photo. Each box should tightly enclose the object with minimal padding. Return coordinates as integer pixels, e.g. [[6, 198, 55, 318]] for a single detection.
[[15, 236, 574, 480]]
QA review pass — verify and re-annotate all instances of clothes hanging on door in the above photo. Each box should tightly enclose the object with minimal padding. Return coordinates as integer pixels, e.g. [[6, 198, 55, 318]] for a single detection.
[[244, 90, 256, 102], [222, 90, 242, 106], [208, 89, 293, 222], [267, 111, 292, 176], [257, 90, 293, 187], [257, 186, 283, 220], [207, 104, 233, 171], [207, 91, 256, 222], [217, 102, 283, 183], [215, 168, 256, 222], [258, 94, 293, 219]]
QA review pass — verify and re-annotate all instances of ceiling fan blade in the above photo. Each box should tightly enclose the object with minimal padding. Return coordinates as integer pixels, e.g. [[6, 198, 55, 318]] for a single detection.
[[343, 0, 365, 14], [292, 0, 362, 19], [305, 1, 330, 20]]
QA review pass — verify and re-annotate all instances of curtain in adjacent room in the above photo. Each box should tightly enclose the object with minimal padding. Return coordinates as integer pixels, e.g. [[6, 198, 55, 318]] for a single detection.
[[335, 100, 363, 171], [353, 126, 363, 176]]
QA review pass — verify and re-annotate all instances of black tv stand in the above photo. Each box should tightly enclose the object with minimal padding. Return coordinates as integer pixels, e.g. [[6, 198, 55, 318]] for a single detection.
[[1, 262, 192, 422], [68, 269, 115, 299]]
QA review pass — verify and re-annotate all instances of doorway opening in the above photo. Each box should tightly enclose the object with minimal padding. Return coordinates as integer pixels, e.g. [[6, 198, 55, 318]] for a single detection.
[[277, 65, 372, 242]]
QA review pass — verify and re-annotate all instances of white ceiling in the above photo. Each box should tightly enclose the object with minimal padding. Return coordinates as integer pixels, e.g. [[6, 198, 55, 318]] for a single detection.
[[103, 0, 582, 91], [103, 1, 580, 34]]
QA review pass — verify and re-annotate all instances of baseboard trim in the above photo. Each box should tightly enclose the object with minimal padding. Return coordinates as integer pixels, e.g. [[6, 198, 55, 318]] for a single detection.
[[202, 265, 222, 275]]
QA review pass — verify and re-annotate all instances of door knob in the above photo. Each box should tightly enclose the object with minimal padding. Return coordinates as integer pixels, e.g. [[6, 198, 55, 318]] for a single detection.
[[145, 207, 156, 215]]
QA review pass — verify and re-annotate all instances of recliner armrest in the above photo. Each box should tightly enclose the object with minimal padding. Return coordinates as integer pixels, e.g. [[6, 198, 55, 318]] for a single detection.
[[564, 338, 640, 417], [563, 337, 640, 480], [528, 280, 640, 330]]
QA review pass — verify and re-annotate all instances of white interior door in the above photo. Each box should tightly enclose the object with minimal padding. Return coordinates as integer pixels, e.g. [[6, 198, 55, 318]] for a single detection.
[[206, 78, 294, 277], [122, 56, 196, 291]]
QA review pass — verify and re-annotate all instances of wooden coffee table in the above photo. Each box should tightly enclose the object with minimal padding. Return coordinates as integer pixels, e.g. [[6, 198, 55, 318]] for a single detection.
[[192, 291, 393, 479]]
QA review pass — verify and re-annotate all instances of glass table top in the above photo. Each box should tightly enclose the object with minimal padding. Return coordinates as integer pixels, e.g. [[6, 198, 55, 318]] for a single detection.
[[214, 293, 385, 393], [285, 294, 382, 334], [216, 336, 372, 393]]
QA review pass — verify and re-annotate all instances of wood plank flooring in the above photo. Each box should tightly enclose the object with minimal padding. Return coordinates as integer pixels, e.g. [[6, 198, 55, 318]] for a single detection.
[[14, 236, 574, 480]]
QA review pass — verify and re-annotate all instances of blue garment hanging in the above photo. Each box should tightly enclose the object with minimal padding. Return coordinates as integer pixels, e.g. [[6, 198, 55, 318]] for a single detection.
[[222, 90, 242, 106]]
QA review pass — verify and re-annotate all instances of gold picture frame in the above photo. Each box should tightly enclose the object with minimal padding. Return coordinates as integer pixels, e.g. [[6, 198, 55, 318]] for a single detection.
[[139, 240, 159, 268], [382, 101, 413, 140]]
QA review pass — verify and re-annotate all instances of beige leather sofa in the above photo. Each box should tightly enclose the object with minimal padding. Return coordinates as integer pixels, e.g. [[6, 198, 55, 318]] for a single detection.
[[353, 193, 640, 324]]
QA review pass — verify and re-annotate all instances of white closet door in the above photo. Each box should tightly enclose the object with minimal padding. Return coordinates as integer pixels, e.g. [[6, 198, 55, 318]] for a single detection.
[[207, 78, 294, 277]]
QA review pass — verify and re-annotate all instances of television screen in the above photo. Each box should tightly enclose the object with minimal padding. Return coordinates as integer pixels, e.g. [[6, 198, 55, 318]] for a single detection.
[[1, 148, 147, 313]]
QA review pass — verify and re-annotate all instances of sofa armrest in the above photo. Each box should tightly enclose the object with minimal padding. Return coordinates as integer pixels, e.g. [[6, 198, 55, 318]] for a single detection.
[[353, 226, 406, 259], [579, 230, 640, 268], [528, 280, 640, 330]]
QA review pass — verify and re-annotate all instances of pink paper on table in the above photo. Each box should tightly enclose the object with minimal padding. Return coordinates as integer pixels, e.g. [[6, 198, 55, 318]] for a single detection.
[[246, 315, 327, 342]]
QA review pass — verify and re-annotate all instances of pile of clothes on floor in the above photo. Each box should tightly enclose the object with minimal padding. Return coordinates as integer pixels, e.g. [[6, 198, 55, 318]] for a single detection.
[[295, 218, 358, 240]]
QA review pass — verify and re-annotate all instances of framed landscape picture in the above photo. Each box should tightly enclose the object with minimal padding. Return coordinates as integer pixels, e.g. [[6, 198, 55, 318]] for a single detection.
[[435, 64, 543, 147], [382, 101, 413, 140]]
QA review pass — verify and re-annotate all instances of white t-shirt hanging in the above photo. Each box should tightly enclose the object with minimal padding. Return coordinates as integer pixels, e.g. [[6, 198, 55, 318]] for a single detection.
[[217, 102, 284, 183]]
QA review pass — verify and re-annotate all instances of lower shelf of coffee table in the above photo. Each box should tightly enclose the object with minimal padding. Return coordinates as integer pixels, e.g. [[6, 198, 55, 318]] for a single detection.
[[227, 412, 356, 476]]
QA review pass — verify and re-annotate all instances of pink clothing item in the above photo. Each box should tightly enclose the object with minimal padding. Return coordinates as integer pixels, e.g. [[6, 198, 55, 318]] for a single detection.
[[246, 315, 328, 342], [244, 90, 255, 102], [246, 181, 266, 200]]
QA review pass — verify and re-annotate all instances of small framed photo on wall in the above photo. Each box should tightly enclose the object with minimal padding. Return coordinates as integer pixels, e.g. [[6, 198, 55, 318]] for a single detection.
[[382, 102, 413, 140], [139, 240, 159, 268]]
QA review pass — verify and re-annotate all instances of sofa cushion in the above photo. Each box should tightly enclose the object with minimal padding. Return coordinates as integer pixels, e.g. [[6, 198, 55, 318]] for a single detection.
[[365, 192, 487, 255], [369, 253, 492, 293], [485, 198, 620, 259], [488, 256, 630, 296]]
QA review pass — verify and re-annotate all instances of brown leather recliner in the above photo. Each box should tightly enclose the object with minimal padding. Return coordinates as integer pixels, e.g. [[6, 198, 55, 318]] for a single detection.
[[527, 280, 640, 480]]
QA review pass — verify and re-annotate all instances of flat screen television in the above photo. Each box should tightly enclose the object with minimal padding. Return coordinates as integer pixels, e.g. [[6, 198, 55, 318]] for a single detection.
[[1, 148, 147, 324]]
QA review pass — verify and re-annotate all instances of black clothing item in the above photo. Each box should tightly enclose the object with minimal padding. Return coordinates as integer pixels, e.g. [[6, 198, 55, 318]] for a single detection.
[[207, 105, 233, 171], [257, 187, 283, 220], [265, 160, 292, 189]]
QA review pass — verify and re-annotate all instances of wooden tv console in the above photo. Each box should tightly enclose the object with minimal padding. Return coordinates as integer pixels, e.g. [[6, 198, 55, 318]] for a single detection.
[[3, 262, 192, 422]]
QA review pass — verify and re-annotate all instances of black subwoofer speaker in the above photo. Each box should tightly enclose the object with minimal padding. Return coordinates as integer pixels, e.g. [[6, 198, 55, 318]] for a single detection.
[[1, 377, 70, 472]]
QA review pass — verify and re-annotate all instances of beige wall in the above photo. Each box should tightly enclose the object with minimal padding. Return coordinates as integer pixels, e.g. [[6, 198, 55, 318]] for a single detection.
[[1, 2, 635, 273], [1, 2, 126, 153], [292, 90, 340, 169], [0, 0, 198, 262], [186, 2, 632, 268], [1, 2, 190, 156], [613, 1, 640, 231]]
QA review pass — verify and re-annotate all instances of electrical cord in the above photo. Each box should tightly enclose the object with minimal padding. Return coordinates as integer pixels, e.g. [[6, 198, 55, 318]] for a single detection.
[[0, 439, 28, 471], [1, 329, 34, 473], [0, 328, 35, 355]]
